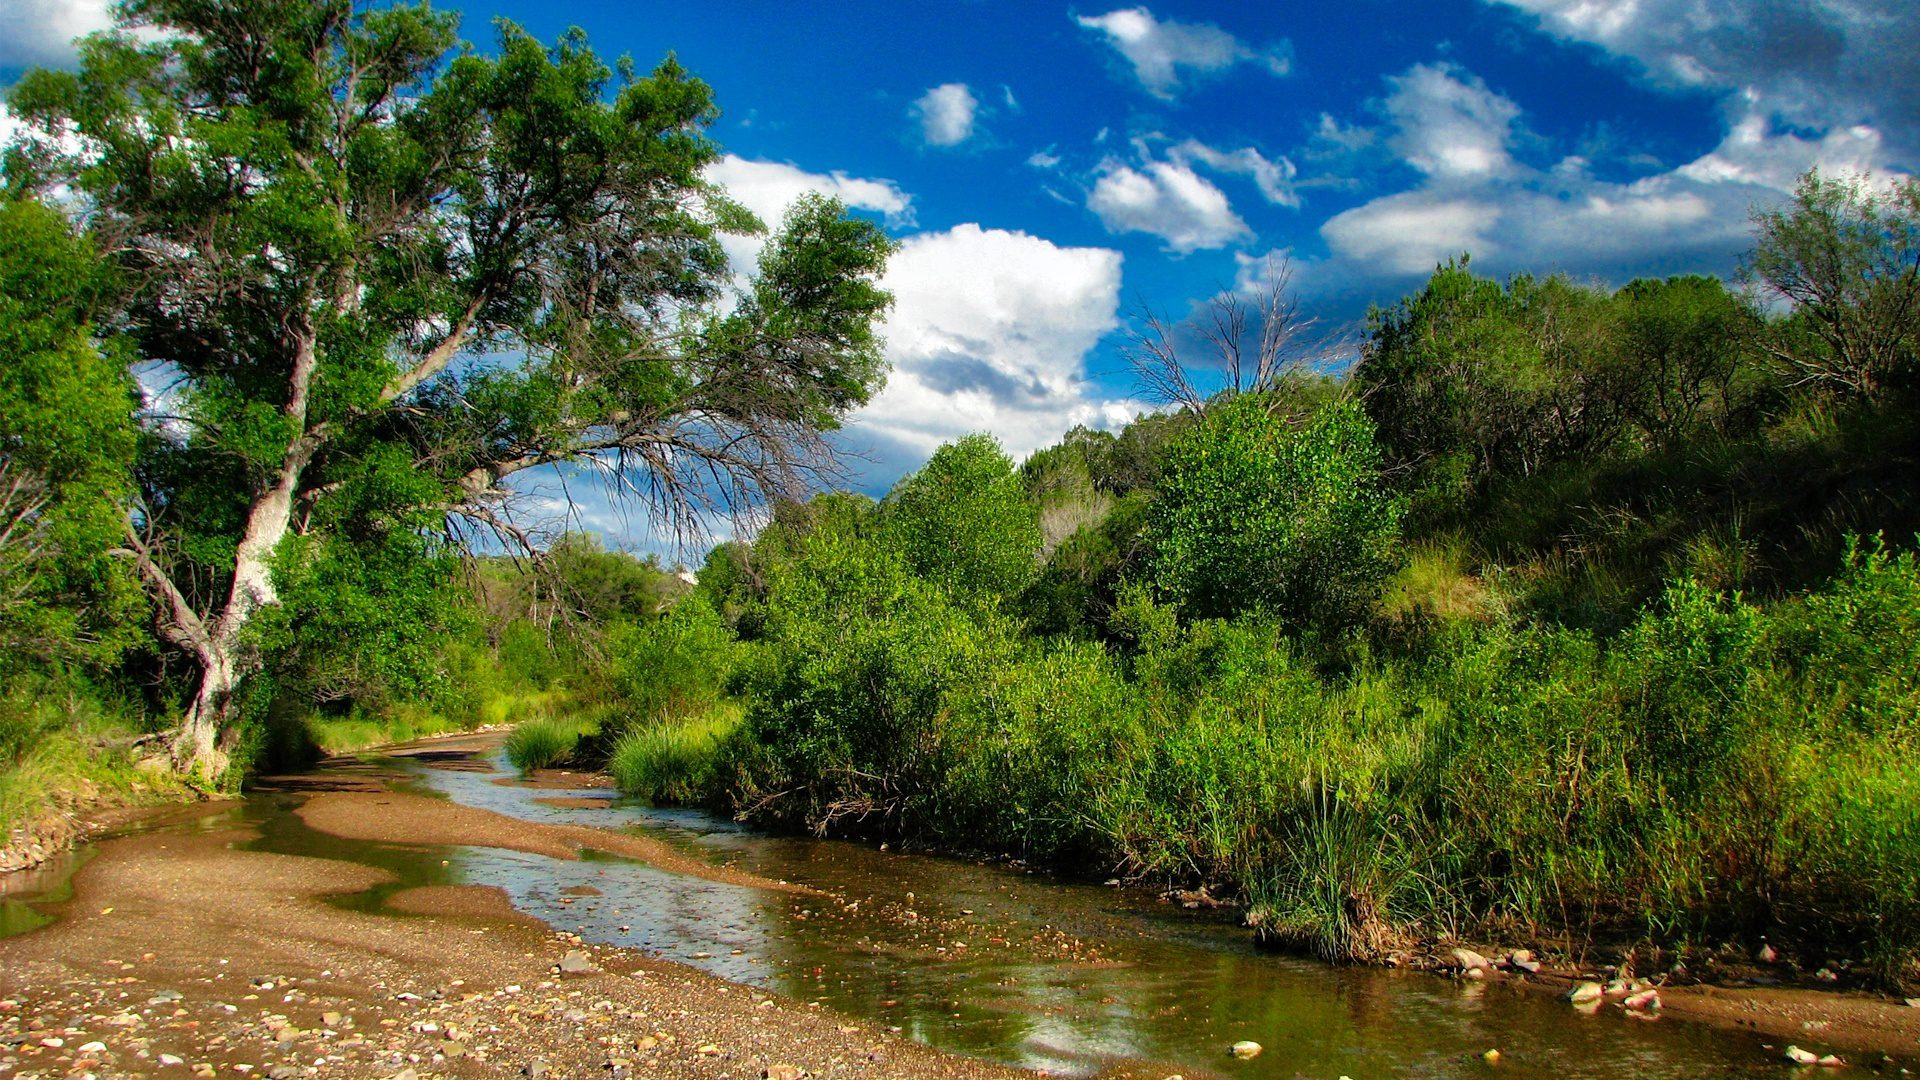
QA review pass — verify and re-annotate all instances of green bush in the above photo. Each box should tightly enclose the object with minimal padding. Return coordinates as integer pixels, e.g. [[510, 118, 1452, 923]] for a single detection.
[[503, 715, 584, 772], [607, 703, 743, 805]]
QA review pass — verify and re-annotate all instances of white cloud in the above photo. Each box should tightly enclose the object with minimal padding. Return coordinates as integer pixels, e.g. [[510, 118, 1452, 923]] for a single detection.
[[1491, 0, 1920, 162], [1080, 137, 1297, 251], [1321, 193, 1504, 275], [1171, 139, 1299, 207], [854, 224, 1139, 464], [0, 0, 112, 69], [1383, 63, 1521, 180], [912, 83, 979, 148], [1027, 149, 1062, 170], [704, 155, 913, 277], [703, 156, 1138, 484], [1074, 6, 1291, 99], [1294, 52, 1910, 304], [1087, 156, 1249, 253]]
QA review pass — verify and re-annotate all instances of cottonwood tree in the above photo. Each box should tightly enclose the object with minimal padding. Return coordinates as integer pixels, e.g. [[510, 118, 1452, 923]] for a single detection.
[[4, 0, 893, 781]]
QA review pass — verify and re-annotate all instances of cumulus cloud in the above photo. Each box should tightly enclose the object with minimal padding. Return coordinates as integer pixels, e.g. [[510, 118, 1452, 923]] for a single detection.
[[702, 156, 1138, 488], [855, 224, 1139, 470], [0, 0, 112, 69], [912, 82, 979, 148], [1088, 156, 1249, 253], [1492, 0, 1920, 162], [1383, 63, 1522, 180], [1082, 137, 1299, 251], [1075, 6, 1291, 99]]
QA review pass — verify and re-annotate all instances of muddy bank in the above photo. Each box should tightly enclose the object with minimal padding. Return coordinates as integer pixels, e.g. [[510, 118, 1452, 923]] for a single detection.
[[0, 803, 1068, 1077]]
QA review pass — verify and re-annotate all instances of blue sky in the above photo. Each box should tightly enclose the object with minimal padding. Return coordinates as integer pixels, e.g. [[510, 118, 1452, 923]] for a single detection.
[[5, 0, 1917, 554]]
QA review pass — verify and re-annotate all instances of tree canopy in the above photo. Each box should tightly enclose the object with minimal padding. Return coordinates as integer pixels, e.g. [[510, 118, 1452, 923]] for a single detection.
[[2, 0, 895, 780]]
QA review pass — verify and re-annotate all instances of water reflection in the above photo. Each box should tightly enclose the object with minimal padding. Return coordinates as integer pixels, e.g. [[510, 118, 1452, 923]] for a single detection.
[[387, 750, 1792, 1078]]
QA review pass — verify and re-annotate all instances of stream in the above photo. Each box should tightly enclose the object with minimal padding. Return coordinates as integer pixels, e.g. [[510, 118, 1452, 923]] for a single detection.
[[0, 742, 1842, 1077]]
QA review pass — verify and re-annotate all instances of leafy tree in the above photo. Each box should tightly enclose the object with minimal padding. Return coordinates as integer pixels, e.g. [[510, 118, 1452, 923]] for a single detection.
[[1747, 169, 1920, 397], [1148, 395, 1402, 626], [1357, 258, 1632, 515], [0, 198, 144, 672], [4, 0, 893, 781], [1614, 275, 1768, 448], [885, 434, 1042, 603]]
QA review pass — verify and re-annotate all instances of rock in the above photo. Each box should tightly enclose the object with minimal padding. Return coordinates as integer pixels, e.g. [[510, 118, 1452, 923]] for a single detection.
[[1603, 979, 1631, 996], [1905, 997, 1920, 1008], [1814, 967, 1838, 982], [695, 1043, 722, 1056], [79, 1041, 106, 1053], [1756, 943, 1779, 964], [1482, 1049, 1502, 1064], [558, 950, 597, 975], [764, 1065, 804, 1080], [521, 1061, 547, 1078], [1450, 948, 1493, 971], [1785, 1046, 1819, 1065], [159, 1054, 184, 1067], [1623, 989, 1661, 1011], [321, 1011, 343, 1028], [1229, 1040, 1262, 1059], [269, 1066, 299, 1079], [1818, 1056, 1846, 1068], [1566, 982, 1604, 1004]]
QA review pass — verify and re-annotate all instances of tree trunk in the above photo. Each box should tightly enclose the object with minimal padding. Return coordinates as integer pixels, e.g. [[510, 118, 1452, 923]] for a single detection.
[[170, 646, 237, 781]]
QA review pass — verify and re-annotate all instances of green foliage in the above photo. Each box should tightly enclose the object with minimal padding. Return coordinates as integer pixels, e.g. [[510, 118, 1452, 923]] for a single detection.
[[606, 702, 742, 805], [1148, 395, 1402, 626], [884, 433, 1041, 604], [503, 714, 587, 773], [1747, 170, 1920, 396], [3, 0, 895, 773], [605, 594, 737, 724], [0, 198, 144, 671]]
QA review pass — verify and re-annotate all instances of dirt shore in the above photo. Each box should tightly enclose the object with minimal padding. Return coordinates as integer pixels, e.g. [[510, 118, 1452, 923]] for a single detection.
[[0, 788, 1060, 1078]]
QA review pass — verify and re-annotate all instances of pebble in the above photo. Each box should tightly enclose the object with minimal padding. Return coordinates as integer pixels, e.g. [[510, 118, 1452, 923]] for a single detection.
[[1482, 1049, 1501, 1064], [1566, 982, 1604, 1004], [1623, 989, 1661, 1011], [1229, 1040, 1262, 1059], [764, 1065, 804, 1080], [1786, 1046, 1820, 1065]]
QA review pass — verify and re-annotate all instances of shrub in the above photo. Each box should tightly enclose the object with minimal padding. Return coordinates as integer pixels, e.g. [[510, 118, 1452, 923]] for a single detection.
[[503, 715, 582, 772], [607, 703, 743, 805]]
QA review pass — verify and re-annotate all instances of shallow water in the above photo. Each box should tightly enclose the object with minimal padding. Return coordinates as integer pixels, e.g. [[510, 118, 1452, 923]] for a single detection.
[[377, 748, 1802, 1078], [0, 746, 1857, 1077]]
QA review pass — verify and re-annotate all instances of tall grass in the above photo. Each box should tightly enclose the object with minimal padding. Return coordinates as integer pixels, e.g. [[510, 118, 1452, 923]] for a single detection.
[[503, 714, 589, 772], [607, 703, 743, 805]]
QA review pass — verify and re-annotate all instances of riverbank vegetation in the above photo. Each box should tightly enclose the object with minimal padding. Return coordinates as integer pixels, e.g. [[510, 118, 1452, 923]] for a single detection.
[[582, 172, 1920, 987]]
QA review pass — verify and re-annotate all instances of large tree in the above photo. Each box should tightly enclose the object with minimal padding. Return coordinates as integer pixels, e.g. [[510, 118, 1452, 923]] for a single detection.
[[1746, 169, 1920, 397], [3, 0, 893, 781]]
